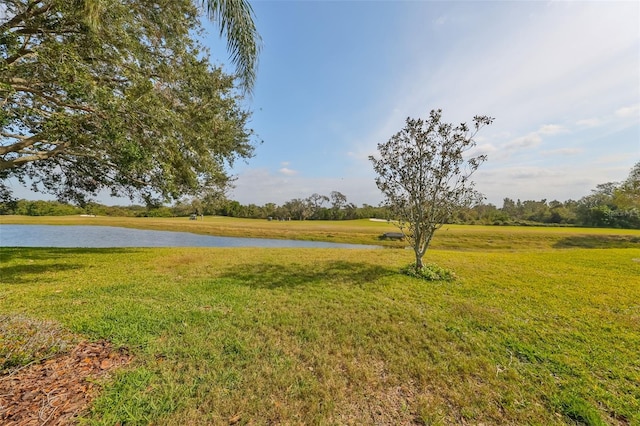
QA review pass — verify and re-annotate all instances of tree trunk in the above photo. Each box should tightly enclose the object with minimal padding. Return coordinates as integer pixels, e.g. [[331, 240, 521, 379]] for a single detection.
[[414, 249, 424, 271]]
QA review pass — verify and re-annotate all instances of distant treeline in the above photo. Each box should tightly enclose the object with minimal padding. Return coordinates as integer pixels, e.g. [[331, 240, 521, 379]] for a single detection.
[[2, 162, 638, 229], [1, 187, 638, 229]]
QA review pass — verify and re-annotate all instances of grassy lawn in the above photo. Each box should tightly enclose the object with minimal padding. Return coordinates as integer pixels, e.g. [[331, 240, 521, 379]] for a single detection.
[[1, 219, 639, 424]]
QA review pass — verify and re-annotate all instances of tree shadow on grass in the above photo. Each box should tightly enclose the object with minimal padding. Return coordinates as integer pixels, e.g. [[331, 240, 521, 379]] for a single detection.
[[0, 247, 144, 285], [219, 260, 396, 290], [553, 235, 640, 249]]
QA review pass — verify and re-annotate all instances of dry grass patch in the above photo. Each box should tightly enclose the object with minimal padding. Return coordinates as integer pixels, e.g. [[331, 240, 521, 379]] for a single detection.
[[0, 314, 77, 375]]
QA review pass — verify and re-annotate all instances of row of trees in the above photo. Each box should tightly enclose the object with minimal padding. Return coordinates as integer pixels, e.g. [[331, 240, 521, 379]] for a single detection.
[[2, 166, 638, 229], [215, 191, 362, 221], [498, 163, 638, 228], [0, 191, 389, 220]]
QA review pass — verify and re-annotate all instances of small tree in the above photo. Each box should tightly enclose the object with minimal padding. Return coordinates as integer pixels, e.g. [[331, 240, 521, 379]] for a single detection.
[[369, 109, 493, 272]]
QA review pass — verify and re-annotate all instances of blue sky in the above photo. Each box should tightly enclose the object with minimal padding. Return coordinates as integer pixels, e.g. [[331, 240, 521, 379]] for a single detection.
[[214, 0, 640, 207], [7, 0, 640, 207]]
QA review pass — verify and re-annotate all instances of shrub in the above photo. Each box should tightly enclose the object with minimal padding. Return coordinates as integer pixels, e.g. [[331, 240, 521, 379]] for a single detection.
[[400, 263, 456, 281]]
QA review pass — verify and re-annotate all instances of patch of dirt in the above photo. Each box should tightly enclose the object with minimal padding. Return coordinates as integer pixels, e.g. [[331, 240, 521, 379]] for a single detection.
[[0, 340, 131, 425]]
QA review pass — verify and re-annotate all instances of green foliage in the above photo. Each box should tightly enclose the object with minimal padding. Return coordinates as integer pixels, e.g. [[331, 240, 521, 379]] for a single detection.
[[145, 207, 174, 218], [12, 199, 83, 216], [399, 263, 456, 281], [575, 168, 640, 229], [1, 0, 256, 204]]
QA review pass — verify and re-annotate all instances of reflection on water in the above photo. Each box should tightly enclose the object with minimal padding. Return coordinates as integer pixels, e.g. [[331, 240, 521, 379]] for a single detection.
[[0, 225, 380, 249]]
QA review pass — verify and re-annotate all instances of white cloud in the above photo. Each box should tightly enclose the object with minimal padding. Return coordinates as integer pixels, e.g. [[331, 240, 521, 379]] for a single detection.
[[541, 148, 583, 156], [508, 167, 559, 180], [576, 118, 602, 128], [572, 103, 639, 134], [505, 134, 542, 151], [467, 143, 498, 158], [502, 123, 568, 154], [538, 124, 567, 135], [592, 153, 638, 166], [278, 167, 297, 176], [615, 104, 640, 119], [346, 145, 376, 163]]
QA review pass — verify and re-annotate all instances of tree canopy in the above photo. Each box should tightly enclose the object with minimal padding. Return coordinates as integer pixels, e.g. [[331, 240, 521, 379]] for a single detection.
[[370, 109, 493, 270], [1, 0, 259, 204], [574, 161, 640, 228]]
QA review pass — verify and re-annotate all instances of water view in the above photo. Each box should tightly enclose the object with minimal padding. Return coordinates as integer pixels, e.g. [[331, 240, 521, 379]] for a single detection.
[[0, 225, 379, 249]]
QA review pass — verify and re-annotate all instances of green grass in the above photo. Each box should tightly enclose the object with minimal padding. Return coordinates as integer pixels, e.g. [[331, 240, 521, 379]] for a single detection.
[[1, 220, 639, 424]]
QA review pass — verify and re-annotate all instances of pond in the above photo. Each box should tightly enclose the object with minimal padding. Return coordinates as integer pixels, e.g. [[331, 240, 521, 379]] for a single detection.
[[0, 225, 380, 249]]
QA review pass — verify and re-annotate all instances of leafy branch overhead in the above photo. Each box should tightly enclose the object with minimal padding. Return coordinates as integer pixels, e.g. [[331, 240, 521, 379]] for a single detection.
[[370, 109, 493, 271], [1, 0, 260, 204]]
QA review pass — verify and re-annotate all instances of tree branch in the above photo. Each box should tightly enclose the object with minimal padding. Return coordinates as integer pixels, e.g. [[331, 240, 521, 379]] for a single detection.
[[4, 49, 37, 66], [0, 141, 70, 170], [0, 133, 46, 155], [10, 85, 96, 113], [0, 1, 54, 34]]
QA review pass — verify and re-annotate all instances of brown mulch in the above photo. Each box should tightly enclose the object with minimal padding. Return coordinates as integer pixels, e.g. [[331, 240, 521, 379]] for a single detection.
[[0, 340, 132, 425]]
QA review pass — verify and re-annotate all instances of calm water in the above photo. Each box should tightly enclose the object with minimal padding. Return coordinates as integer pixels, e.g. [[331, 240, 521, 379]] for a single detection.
[[0, 225, 379, 249]]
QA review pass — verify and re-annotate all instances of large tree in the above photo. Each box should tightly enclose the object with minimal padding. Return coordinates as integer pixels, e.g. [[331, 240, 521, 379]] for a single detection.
[[369, 109, 493, 271], [576, 162, 640, 228], [616, 161, 640, 210], [1, 0, 260, 204]]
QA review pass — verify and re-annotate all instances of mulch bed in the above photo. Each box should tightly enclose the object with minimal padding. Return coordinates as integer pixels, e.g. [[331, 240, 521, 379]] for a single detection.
[[0, 340, 132, 425]]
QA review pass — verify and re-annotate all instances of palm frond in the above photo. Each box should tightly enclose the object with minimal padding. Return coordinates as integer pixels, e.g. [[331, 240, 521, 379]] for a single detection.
[[202, 0, 261, 93]]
